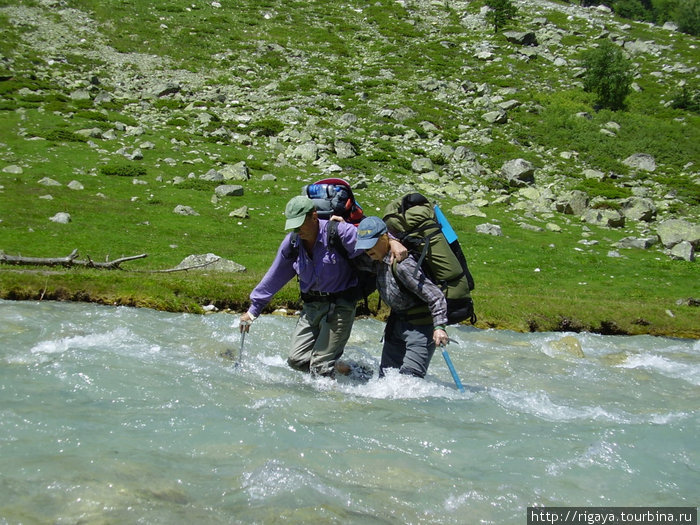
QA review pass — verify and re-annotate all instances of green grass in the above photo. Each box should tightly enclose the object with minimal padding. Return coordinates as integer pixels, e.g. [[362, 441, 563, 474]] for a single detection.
[[0, 0, 698, 338]]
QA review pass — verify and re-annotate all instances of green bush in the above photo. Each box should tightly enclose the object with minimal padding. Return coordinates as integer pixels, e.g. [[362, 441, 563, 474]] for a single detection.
[[247, 117, 284, 137], [574, 178, 632, 200], [670, 84, 700, 112], [581, 39, 634, 111], [100, 163, 147, 177], [43, 129, 88, 143]]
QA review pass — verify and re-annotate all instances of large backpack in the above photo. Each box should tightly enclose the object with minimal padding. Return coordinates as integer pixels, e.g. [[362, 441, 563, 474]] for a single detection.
[[383, 193, 476, 325], [284, 181, 376, 310], [302, 178, 365, 225]]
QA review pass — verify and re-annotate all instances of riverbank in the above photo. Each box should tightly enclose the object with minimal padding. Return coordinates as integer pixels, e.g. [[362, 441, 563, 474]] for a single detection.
[[2, 267, 698, 339]]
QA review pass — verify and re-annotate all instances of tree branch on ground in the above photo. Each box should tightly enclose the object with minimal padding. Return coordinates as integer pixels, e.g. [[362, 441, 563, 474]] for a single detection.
[[0, 249, 147, 270]]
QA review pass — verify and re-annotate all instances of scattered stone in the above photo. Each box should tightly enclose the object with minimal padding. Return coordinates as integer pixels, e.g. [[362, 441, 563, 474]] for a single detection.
[[500, 158, 535, 187], [669, 241, 694, 261], [621, 197, 656, 222], [582, 209, 625, 228], [451, 204, 487, 218], [174, 253, 245, 272], [49, 212, 71, 224], [657, 219, 700, 249], [555, 191, 589, 216], [39, 177, 61, 186], [2, 165, 23, 174], [411, 157, 434, 173], [173, 205, 199, 216], [67, 180, 84, 190], [476, 223, 503, 236], [229, 206, 249, 219], [221, 162, 249, 181], [616, 236, 657, 250], [623, 153, 656, 172], [215, 185, 244, 197]]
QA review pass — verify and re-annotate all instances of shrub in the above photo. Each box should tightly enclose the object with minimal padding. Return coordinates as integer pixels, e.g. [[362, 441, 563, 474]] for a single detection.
[[574, 178, 632, 200], [670, 84, 700, 112], [100, 163, 147, 177], [43, 129, 88, 143], [581, 39, 634, 111], [247, 117, 284, 137]]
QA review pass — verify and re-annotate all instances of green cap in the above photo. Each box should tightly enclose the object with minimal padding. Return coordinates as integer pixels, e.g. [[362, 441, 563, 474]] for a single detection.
[[284, 195, 315, 230]]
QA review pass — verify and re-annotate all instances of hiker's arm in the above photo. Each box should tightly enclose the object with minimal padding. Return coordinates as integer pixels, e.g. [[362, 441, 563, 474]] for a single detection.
[[388, 238, 407, 263], [394, 258, 448, 327], [247, 236, 297, 318]]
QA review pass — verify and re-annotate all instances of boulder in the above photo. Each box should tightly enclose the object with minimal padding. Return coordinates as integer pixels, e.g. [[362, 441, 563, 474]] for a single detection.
[[200, 169, 224, 182], [215, 185, 244, 197], [549, 336, 584, 358], [669, 241, 694, 262], [2, 165, 23, 174], [451, 204, 487, 218], [623, 153, 656, 172], [476, 223, 503, 236], [173, 205, 199, 216], [482, 109, 508, 124], [411, 157, 434, 174], [616, 237, 657, 250], [292, 142, 319, 162], [500, 158, 535, 187], [503, 31, 538, 46], [49, 212, 71, 224], [174, 253, 245, 272], [582, 208, 625, 228], [334, 140, 357, 159], [657, 219, 700, 248], [621, 197, 656, 222], [555, 190, 589, 216], [221, 162, 249, 181]]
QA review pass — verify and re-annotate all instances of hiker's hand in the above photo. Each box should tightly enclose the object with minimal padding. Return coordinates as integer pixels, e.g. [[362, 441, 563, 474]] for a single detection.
[[388, 239, 408, 263], [433, 328, 449, 347], [239, 312, 254, 332], [329, 215, 346, 222]]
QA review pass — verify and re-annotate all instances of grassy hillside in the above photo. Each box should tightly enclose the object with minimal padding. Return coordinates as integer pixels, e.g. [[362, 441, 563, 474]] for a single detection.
[[0, 0, 698, 337]]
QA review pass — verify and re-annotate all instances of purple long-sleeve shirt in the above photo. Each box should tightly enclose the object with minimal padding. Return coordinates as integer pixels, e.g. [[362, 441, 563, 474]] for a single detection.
[[247, 219, 362, 317]]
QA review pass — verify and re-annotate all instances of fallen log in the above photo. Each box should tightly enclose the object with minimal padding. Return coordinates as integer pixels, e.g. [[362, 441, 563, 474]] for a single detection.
[[0, 250, 147, 270]]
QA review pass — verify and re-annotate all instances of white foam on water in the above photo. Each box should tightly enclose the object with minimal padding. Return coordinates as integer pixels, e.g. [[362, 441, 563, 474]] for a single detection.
[[491, 388, 629, 423], [617, 353, 700, 385], [241, 459, 343, 501]]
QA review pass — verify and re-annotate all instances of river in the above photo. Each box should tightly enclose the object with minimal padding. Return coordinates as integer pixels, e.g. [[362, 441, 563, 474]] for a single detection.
[[1, 300, 697, 524]]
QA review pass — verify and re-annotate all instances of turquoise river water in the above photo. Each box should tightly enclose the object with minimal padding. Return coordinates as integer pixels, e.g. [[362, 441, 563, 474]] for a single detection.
[[0, 300, 698, 524]]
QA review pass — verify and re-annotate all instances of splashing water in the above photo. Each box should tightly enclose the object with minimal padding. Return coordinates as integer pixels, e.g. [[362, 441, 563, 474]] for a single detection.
[[1, 300, 698, 523]]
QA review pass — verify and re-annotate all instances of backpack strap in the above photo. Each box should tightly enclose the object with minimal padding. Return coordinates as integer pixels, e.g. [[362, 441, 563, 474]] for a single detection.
[[325, 220, 348, 258], [281, 232, 300, 260]]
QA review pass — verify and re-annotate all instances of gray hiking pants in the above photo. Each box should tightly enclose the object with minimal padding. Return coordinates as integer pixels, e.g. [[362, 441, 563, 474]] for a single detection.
[[380, 314, 436, 378], [287, 297, 356, 377]]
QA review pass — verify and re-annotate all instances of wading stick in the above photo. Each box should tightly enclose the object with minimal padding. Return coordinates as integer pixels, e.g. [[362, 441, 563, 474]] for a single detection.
[[440, 344, 465, 393]]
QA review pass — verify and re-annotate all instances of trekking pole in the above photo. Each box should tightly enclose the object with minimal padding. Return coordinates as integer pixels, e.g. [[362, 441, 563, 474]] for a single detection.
[[238, 320, 251, 365], [440, 343, 465, 393]]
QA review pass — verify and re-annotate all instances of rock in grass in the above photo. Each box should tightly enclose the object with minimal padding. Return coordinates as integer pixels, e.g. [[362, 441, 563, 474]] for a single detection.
[[2, 165, 23, 174], [175, 253, 245, 272], [50, 212, 71, 224], [173, 205, 199, 216], [476, 223, 502, 236]]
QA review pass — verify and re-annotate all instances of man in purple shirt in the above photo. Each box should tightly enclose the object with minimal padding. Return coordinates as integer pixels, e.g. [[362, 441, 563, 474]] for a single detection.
[[239, 195, 404, 378]]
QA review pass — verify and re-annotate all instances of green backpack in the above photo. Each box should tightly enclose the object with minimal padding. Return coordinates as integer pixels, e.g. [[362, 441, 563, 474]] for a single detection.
[[383, 193, 476, 325]]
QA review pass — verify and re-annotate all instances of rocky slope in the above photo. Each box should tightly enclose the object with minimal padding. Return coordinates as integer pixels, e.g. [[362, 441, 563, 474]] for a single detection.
[[1, 0, 698, 260]]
